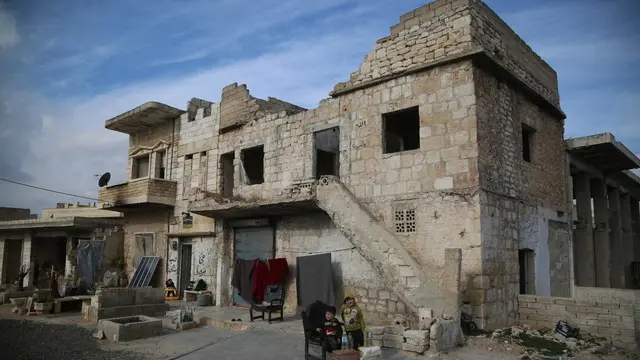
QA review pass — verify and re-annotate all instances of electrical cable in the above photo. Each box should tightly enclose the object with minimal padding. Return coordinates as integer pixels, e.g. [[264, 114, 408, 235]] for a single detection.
[[0, 177, 100, 201]]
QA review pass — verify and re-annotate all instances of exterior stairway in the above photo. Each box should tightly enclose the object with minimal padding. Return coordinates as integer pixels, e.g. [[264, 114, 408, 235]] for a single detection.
[[314, 176, 460, 319]]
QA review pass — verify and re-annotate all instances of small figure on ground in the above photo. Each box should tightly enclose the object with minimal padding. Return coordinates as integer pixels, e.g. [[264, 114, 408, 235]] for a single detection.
[[341, 293, 366, 350], [165, 279, 177, 297], [316, 306, 343, 353]]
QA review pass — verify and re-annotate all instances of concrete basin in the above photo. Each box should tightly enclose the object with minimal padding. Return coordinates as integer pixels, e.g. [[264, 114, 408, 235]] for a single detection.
[[9, 297, 28, 314], [98, 315, 163, 342]]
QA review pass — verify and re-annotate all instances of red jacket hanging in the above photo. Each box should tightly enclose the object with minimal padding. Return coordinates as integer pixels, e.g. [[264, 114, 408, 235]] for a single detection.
[[267, 258, 289, 285], [252, 259, 270, 303]]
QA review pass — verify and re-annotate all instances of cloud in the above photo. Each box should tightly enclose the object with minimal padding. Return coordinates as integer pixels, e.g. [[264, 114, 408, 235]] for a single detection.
[[0, 3, 20, 50], [0, 14, 383, 213], [1, 0, 638, 215]]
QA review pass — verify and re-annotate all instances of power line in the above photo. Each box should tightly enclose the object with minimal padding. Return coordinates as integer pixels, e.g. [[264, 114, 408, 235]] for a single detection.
[[0, 177, 100, 201]]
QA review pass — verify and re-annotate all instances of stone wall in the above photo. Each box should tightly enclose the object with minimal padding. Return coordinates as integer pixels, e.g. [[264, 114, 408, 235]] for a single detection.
[[334, 0, 559, 110], [122, 210, 169, 286], [518, 294, 636, 349], [219, 83, 305, 132], [473, 63, 568, 329], [275, 213, 412, 324], [191, 62, 481, 317]]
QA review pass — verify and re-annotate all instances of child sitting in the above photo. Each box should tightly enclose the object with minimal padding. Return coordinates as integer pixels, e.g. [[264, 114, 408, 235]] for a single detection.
[[316, 306, 343, 353], [165, 279, 177, 297], [341, 293, 366, 350]]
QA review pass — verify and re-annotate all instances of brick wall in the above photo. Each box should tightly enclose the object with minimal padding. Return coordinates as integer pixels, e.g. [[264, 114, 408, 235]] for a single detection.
[[518, 295, 636, 349]]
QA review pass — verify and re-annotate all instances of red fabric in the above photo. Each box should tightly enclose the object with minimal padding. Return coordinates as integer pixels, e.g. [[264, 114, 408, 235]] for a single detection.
[[267, 258, 289, 285], [252, 260, 270, 303]]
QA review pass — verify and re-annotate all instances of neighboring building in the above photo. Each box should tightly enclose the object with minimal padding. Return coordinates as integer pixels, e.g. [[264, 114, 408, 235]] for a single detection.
[[0, 207, 35, 221], [566, 134, 640, 291], [0, 203, 124, 288], [97, 0, 639, 331]]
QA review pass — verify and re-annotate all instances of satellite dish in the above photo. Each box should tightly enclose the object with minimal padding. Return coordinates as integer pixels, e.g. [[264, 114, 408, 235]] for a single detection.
[[98, 172, 111, 187]]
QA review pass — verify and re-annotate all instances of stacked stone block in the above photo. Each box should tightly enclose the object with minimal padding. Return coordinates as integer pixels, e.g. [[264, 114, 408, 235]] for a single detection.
[[369, 325, 430, 354]]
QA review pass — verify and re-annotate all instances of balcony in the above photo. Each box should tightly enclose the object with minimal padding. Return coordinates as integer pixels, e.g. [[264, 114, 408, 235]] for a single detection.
[[99, 178, 177, 211], [188, 179, 322, 219]]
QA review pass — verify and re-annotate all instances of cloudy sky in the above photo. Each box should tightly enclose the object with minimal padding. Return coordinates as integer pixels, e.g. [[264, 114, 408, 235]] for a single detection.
[[0, 0, 638, 214]]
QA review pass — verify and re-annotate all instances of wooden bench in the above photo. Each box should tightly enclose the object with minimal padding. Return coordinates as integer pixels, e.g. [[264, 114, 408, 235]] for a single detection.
[[53, 295, 93, 313], [183, 290, 212, 302]]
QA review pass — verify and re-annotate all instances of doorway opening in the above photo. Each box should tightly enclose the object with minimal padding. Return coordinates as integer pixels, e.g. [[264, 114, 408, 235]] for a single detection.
[[220, 152, 235, 197], [233, 226, 274, 307], [179, 242, 193, 296], [314, 127, 340, 179], [32, 237, 67, 287], [518, 249, 536, 295], [2, 239, 23, 284]]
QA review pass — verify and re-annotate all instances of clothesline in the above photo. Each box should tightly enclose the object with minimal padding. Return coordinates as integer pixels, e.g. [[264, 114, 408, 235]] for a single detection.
[[277, 246, 356, 254]]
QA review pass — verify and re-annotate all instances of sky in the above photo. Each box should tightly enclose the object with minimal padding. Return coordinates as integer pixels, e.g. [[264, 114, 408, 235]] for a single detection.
[[0, 0, 639, 215]]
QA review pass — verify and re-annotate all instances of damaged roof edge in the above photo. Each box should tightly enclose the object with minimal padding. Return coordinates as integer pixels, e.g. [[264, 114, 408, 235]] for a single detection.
[[105, 101, 186, 134], [567, 133, 640, 170]]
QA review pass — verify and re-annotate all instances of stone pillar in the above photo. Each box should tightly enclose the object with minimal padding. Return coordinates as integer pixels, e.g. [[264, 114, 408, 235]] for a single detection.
[[592, 178, 610, 288], [608, 187, 624, 288], [64, 237, 74, 279], [632, 198, 640, 264], [621, 193, 634, 289], [22, 234, 32, 288], [0, 238, 5, 284], [574, 173, 596, 287], [215, 220, 232, 307]]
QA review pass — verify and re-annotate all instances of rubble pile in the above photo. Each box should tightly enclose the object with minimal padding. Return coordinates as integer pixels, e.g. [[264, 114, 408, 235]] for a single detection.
[[486, 325, 634, 359]]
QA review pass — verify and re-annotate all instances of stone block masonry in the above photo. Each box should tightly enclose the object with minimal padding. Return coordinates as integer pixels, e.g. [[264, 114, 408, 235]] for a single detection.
[[518, 295, 636, 349]]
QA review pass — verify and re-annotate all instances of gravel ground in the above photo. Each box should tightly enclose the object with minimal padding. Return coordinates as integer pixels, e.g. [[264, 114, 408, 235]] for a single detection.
[[0, 319, 148, 360]]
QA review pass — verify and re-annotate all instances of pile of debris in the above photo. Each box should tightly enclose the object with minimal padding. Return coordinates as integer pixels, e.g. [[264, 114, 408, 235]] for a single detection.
[[481, 324, 635, 359]]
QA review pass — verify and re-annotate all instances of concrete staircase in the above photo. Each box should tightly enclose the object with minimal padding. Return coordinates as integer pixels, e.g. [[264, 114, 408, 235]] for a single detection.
[[314, 176, 459, 319]]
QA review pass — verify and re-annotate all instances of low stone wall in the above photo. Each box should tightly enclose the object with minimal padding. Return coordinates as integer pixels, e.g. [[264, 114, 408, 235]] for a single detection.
[[88, 287, 167, 324], [0, 290, 49, 304], [518, 294, 636, 349]]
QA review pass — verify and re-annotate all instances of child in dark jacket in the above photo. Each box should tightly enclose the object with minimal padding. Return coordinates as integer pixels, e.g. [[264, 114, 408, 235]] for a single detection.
[[316, 306, 343, 353]]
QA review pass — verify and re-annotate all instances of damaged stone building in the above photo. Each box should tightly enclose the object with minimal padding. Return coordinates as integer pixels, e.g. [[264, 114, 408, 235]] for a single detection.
[[98, 0, 640, 331]]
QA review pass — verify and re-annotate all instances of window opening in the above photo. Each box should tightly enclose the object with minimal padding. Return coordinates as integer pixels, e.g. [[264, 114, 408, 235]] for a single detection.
[[133, 155, 150, 179], [383, 106, 420, 154], [314, 127, 340, 179], [220, 152, 235, 197], [241, 146, 265, 185]]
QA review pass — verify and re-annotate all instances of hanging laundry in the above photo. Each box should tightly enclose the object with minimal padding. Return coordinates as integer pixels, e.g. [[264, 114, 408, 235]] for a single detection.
[[252, 259, 270, 303], [267, 258, 289, 285], [232, 259, 255, 303]]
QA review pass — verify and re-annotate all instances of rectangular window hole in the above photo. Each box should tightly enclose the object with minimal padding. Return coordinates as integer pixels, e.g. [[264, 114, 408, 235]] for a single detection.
[[220, 152, 235, 197], [383, 106, 420, 154], [241, 146, 264, 185], [185, 154, 193, 160], [522, 124, 535, 163], [314, 127, 340, 179]]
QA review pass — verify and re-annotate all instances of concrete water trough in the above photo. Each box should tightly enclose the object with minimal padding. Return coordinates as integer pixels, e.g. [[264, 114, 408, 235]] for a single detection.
[[97, 315, 163, 342]]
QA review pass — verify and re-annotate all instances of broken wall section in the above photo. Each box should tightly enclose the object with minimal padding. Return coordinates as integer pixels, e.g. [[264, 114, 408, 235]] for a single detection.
[[219, 83, 306, 132]]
